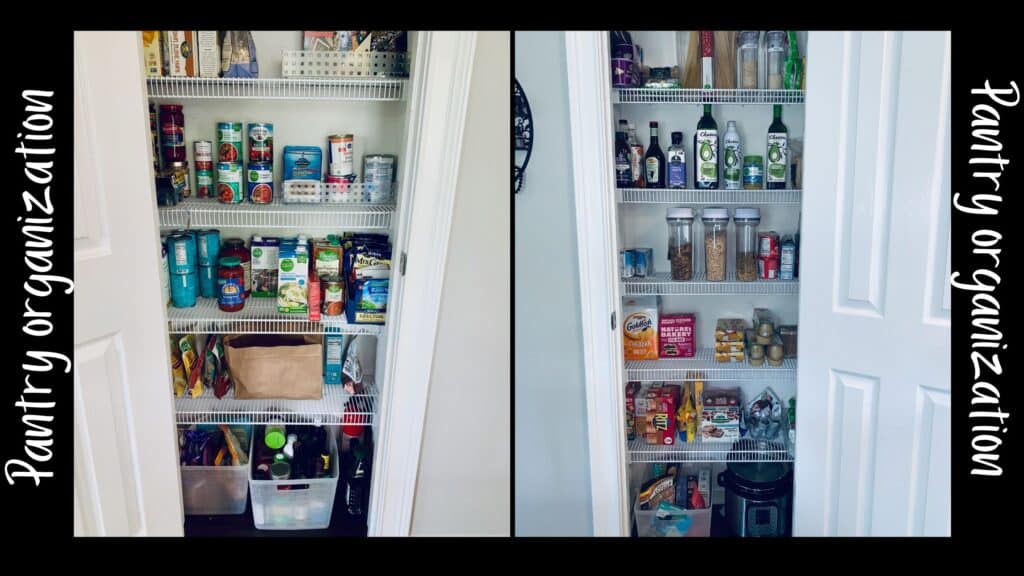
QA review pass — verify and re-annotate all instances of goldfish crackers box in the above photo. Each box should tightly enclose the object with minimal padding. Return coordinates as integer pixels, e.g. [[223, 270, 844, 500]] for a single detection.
[[623, 297, 659, 361]]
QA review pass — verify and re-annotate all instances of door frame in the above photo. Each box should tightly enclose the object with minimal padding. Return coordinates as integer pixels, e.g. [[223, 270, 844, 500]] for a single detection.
[[367, 31, 478, 537], [564, 31, 631, 537]]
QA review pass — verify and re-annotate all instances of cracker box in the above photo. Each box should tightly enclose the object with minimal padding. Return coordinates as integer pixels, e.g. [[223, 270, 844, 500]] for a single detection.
[[701, 387, 741, 441], [659, 313, 695, 358], [644, 383, 681, 445], [623, 297, 659, 361], [625, 382, 642, 441]]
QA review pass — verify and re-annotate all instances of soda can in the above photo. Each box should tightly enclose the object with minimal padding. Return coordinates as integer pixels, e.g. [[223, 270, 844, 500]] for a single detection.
[[170, 270, 199, 308], [167, 233, 197, 276], [197, 229, 221, 267], [634, 248, 650, 278], [247, 162, 274, 204], [328, 134, 355, 179], [198, 265, 218, 298], [217, 122, 243, 163], [620, 250, 635, 279], [248, 123, 273, 163]]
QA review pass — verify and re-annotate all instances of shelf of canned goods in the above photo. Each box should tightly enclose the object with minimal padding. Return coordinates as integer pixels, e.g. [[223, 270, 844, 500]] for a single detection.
[[175, 380, 378, 425], [627, 437, 793, 463], [617, 188, 801, 206], [158, 197, 396, 230], [166, 298, 384, 336], [146, 77, 406, 101], [625, 350, 796, 382], [614, 88, 805, 105], [622, 272, 799, 296]]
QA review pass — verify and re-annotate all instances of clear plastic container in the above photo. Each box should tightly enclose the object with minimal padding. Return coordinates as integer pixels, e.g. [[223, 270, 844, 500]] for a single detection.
[[249, 428, 339, 530], [633, 463, 713, 537], [734, 207, 760, 282], [702, 207, 729, 281], [180, 425, 252, 515], [766, 31, 787, 90], [737, 31, 760, 89], [666, 207, 695, 281]]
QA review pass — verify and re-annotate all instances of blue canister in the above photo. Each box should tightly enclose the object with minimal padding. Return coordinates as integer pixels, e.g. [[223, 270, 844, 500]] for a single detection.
[[170, 270, 198, 308], [198, 265, 218, 298], [620, 250, 635, 279], [197, 230, 221, 267], [634, 248, 650, 278], [283, 146, 323, 181], [168, 233, 197, 276]]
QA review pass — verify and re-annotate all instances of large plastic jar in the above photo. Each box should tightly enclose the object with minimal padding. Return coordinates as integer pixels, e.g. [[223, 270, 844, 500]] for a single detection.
[[702, 207, 729, 281], [734, 207, 760, 282], [737, 31, 760, 89], [666, 207, 695, 281], [217, 257, 245, 312], [221, 239, 251, 298], [765, 31, 787, 90], [159, 104, 186, 164]]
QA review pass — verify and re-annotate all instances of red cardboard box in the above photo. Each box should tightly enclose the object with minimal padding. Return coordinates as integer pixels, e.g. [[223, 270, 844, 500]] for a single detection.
[[659, 313, 696, 358], [625, 382, 641, 441], [643, 383, 681, 446]]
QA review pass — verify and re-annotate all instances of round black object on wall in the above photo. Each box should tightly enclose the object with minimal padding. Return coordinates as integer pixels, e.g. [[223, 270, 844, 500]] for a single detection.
[[514, 78, 533, 194]]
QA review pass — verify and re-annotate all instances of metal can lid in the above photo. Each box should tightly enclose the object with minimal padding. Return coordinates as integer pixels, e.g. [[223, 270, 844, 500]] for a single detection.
[[169, 161, 189, 168]]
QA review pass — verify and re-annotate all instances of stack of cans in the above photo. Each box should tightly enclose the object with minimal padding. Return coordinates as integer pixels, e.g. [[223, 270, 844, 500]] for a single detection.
[[168, 231, 199, 307], [620, 248, 653, 279]]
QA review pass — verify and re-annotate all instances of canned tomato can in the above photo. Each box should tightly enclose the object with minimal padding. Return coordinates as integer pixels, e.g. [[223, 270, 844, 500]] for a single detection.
[[247, 162, 274, 204], [620, 250, 635, 279], [634, 248, 649, 278], [328, 134, 355, 179], [195, 168, 214, 198], [217, 162, 244, 204], [170, 270, 199, 308], [197, 229, 221, 267], [217, 122, 243, 163], [248, 123, 273, 163], [194, 140, 214, 169], [168, 233, 197, 276], [363, 154, 397, 202], [198, 265, 218, 298], [758, 255, 780, 280], [322, 274, 344, 316]]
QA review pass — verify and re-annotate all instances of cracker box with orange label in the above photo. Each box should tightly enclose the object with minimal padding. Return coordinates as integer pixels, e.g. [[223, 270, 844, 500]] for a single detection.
[[643, 383, 681, 445], [623, 297, 659, 361]]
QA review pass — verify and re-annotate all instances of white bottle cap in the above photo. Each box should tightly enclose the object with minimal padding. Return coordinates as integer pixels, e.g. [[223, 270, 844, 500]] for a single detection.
[[734, 207, 761, 220], [702, 207, 729, 220], [666, 207, 695, 220]]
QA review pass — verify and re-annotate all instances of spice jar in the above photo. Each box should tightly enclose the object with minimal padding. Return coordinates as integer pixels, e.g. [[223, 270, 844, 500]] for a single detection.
[[734, 207, 760, 282], [737, 31, 760, 89], [217, 256, 245, 312], [765, 31, 787, 90], [666, 207, 695, 281], [743, 155, 764, 189], [702, 207, 729, 281], [779, 325, 798, 358], [221, 239, 251, 298]]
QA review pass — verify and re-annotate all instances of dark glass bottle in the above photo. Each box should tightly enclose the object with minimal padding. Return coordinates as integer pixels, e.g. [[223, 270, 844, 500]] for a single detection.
[[694, 104, 719, 189], [644, 121, 666, 189], [767, 104, 789, 189], [615, 120, 632, 188], [345, 438, 369, 516]]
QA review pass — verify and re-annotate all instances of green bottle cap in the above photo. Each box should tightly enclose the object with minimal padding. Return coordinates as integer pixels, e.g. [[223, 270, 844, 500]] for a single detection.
[[265, 428, 286, 450]]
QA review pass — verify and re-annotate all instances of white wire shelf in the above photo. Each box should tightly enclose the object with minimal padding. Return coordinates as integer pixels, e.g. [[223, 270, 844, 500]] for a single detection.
[[159, 197, 395, 230], [175, 380, 377, 425], [626, 349, 796, 382], [146, 77, 405, 101], [615, 88, 805, 104], [623, 272, 799, 296], [628, 437, 793, 463], [618, 188, 801, 206], [167, 298, 384, 336]]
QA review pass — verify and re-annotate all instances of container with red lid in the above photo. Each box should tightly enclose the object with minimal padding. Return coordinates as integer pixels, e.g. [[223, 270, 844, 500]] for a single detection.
[[159, 104, 186, 165], [217, 256, 245, 312], [221, 239, 251, 298]]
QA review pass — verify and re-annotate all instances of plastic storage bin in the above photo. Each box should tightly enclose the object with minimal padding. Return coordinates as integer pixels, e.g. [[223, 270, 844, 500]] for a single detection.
[[633, 464, 713, 537], [249, 427, 339, 530], [180, 425, 252, 515]]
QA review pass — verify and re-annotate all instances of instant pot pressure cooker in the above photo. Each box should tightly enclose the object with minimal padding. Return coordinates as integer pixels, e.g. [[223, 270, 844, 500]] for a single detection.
[[718, 454, 793, 537]]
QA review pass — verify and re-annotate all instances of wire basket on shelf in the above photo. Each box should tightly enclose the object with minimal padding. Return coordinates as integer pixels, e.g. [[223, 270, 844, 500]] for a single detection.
[[282, 51, 410, 78]]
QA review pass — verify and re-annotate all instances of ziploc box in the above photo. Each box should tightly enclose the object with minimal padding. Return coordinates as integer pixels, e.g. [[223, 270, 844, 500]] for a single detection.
[[623, 297, 659, 361], [277, 237, 309, 313], [323, 329, 344, 385], [659, 313, 695, 358], [643, 383, 681, 446]]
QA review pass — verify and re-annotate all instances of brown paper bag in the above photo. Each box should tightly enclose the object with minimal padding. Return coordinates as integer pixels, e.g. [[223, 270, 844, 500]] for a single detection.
[[225, 334, 323, 399]]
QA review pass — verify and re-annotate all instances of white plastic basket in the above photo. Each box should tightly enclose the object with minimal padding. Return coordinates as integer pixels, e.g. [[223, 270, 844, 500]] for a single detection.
[[283, 181, 395, 204], [282, 51, 409, 78], [249, 426, 339, 530]]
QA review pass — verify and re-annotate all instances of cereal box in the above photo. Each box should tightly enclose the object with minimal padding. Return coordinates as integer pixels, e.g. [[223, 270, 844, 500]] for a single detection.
[[623, 297, 659, 361], [644, 383, 680, 445], [659, 313, 695, 358]]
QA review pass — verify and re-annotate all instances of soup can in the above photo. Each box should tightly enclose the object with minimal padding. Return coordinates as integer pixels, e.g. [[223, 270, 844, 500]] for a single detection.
[[248, 123, 273, 163], [194, 140, 214, 170], [328, 134, 355, 179], [217, 122, 243, 163], [198, 265, 218, 298], [195, 168, 214, 198], [217, 162, 244, 204], [197, 229, 221, 267], [363, 154, 397, 202], [247, 162, 274, 204], [170, 270, 199, 308], [322, 274, 344, 316], [168, 233, 197, 276]]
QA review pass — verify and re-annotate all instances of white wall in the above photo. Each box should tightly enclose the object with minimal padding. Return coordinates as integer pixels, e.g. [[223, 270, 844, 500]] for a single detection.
[[514, 31, 594, 536], [409, 31, 511, 536]]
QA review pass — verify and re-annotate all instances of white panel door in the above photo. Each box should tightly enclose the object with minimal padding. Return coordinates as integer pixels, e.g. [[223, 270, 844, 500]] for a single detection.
[[795, 31, 950, 536], [74, 32, 183, 536]]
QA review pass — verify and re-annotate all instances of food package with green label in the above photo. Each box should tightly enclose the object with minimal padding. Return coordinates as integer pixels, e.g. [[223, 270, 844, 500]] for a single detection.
[[277, 236, 309, 313]]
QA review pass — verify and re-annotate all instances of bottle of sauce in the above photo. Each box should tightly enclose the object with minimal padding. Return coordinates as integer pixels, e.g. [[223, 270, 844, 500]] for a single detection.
[[216, 257, 245, 312], [221, 238, 251, 298], [627, 123, 645, 188], [667, 132, 687, 189], [644, 121, 666, 189], [694, 105, 719, 189], [767, 105, 789, 189], [615, 120, 632, 188]]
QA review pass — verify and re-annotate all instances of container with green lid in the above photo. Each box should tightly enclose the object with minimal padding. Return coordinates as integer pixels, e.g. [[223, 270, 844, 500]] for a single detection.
[[743, 155, 764, 190], [265, 423, 286, 450]]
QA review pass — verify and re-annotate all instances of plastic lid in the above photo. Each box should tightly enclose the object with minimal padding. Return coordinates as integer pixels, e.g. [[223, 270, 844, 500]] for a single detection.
[[270, 461, 291, 480], [734, 207, 761, 220], [671, 132, 683, 144], [219, 256, 241, 267], [727, 120, 737, 129], [265, 428, 286, 450], [702, 207, 729, 220], [744, 155, 763, 162], [666, 207, 695, 220], [223, 238, 245, 246]]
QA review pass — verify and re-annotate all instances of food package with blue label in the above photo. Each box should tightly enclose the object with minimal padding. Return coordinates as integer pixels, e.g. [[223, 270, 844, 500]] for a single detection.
[[343, 235, 391, 324], [220, 31, 259, 78], [323, 329, 344, 385]]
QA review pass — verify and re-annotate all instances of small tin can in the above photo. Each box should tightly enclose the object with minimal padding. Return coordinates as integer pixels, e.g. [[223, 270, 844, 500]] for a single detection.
[[217, 162, 244, 204], [743, 155, 764, 189], [168, 161, 191, 199], [197, 229, 221, 267], [248, 123, 273, 163], [217, 122, 243, 163], [363, 154, 397, 202], [758, 231, 780, 259], [170, 270, 199, 308], [194, 140, 214, 170], [328, 134, 355, 179], [195, 168, 214, 198], [247, 162, 274, 204], [198, 265, 218, 298], [634, 248, 650, 278], [168, 233, 197, 276], [620, 250, 635, 279], [758, 254, 780, 280], [322, 274, 344, 316]]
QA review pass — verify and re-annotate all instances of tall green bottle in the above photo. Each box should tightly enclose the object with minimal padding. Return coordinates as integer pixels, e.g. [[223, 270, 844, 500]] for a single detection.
[[766, 104, 789, 189], [694, 104, 719, 190]]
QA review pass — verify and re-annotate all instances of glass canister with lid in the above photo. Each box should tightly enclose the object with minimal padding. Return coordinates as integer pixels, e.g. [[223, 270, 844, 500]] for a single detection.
[[737, 31, 760, 89], [666, 207, 695, 281], [702, 207, 729, 281], [734, 207, 760, 282], [765, 31, 787, 90]]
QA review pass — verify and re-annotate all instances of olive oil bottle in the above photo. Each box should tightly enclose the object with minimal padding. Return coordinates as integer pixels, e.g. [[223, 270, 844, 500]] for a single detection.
[[767, 104, 789, 189], [694, 104, 719, 189]]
